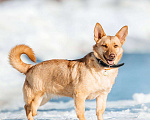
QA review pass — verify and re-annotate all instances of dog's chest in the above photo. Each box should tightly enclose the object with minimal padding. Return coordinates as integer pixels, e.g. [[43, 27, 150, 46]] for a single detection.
[[86, 68, 118, 99]]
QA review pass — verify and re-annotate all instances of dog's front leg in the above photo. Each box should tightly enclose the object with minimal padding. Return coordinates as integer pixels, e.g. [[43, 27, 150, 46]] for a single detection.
[[74, 91, 86, 120], [96, 93, 108, 120]]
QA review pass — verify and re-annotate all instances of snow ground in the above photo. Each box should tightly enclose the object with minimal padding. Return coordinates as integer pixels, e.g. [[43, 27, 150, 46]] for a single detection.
[[1, 95, 150, 120]]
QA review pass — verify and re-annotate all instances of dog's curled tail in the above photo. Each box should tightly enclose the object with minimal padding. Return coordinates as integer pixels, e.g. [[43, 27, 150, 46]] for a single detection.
[[9, 44, 36, 74]]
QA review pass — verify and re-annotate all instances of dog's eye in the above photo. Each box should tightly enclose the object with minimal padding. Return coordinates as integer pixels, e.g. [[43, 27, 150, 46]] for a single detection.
[[102, 45, 108, 48], [114, 45, 118, 48]]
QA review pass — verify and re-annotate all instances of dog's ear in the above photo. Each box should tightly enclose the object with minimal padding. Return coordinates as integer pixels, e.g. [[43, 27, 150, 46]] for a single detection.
[[94, 23, 106, 43], [116, 26, 128, 45]]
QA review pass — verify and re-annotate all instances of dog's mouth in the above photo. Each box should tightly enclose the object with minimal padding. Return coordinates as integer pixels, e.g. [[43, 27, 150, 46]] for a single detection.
[[103, 55, 115, 65]]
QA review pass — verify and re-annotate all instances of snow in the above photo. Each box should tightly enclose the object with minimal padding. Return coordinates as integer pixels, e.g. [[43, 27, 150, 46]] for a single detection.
[[133, 93, 150, 104], [0, 0, 150, 119], [1, 96, 150, 120]]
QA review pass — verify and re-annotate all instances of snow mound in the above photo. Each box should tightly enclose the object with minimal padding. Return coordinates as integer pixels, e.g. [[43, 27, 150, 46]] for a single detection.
[[133, 93, 150, 104]]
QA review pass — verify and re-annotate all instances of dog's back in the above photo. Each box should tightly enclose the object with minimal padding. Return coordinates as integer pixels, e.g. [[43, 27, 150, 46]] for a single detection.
[[25, 59, 79, 96]]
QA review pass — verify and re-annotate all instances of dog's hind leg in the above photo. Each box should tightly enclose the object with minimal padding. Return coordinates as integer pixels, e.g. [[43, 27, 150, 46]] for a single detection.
[[31, 93, 43, 116], [24, 104, 33, 120], [23, 80, 35, 120], [24, 92, 43, 119]]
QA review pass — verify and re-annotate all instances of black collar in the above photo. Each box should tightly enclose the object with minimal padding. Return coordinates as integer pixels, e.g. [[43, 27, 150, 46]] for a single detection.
[[94, 55, 124, 68]]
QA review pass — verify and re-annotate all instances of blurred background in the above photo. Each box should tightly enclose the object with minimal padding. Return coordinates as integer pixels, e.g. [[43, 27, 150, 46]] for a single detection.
[[0, 0, 150, 110]]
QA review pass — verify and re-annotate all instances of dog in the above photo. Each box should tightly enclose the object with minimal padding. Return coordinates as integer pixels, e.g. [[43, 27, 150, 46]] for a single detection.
[[9, 23, 128, 120]]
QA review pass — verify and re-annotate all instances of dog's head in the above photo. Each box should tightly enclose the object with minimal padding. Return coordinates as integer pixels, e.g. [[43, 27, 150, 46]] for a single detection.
[[93, 23, 128, 65]]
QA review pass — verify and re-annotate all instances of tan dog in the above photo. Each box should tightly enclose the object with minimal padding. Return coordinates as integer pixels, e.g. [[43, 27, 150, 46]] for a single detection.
[[9, 23, 128, 120]]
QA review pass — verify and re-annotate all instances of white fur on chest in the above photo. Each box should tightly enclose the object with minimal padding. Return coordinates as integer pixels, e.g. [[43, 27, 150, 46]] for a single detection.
[[86, 68, 118, 99]]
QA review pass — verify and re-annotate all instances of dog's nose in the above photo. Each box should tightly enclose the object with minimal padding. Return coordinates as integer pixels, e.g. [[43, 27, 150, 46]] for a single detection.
[[109, 53, 115, 60]]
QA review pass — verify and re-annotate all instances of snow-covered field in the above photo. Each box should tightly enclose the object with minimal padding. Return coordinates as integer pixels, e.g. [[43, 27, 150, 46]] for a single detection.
[[1, 95, 150, 120], [0, 0, 150, 119]]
